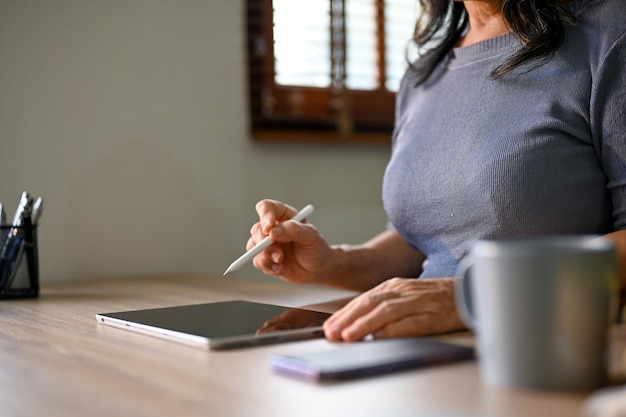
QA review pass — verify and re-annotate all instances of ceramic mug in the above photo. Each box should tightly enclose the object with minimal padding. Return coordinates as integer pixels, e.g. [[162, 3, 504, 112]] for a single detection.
[[456, 236, 618, 390]]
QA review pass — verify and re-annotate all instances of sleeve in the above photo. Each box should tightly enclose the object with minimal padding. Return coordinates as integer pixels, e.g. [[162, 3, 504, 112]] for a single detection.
[[592, 31, 626, 230]]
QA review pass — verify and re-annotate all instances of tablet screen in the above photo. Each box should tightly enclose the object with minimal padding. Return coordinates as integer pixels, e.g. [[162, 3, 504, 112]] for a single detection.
[[97, 300, 331, 349]]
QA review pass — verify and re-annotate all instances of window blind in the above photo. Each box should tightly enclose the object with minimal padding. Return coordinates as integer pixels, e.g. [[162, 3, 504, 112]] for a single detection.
[[246, 0, 419, 142]]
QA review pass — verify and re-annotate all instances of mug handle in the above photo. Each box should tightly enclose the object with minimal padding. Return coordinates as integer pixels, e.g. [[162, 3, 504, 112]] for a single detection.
[[455, 256, 476, 330]]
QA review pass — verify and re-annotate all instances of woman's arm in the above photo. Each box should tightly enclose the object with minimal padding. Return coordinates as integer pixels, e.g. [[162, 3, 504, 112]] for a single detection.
[[249, 199, 425, 292], [326, 229, 426, 292]]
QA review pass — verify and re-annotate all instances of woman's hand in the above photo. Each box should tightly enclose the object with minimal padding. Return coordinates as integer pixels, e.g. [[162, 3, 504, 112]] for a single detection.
[[323, 277, 465, 341], [248, 199, 335, 285]]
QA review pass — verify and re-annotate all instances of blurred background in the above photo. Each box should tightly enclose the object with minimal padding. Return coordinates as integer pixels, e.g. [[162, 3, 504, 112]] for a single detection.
[[0, 0, 392, 283]]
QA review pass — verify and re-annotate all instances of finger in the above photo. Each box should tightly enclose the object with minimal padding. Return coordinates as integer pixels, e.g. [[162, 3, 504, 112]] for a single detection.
[[251, 245, 284, 275], [269, 221, 320, 247], [372, 293, 464, 339], [324, 280, 403, 328], [255, 199, 297, 234], [338, 297, 421, 342], [325, 279, 440, 341], [373, 303, 465, 338], [247, 219, 284, 265], [324, 291, 395, 340], [247, 223, 267, 250], [351, 283, 460, 338], [372, 314, 439, 339]]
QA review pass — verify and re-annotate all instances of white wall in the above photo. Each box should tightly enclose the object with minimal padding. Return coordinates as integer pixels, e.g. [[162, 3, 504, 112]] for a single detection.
[[0, 0, 390, 283]]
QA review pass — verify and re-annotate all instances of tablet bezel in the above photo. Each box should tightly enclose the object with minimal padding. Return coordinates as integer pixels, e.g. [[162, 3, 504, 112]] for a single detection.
[[96, 300, 331, 350]]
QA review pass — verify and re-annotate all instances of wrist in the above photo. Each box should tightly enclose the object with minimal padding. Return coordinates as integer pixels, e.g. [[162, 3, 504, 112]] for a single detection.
[[323, 244, 382, 291]]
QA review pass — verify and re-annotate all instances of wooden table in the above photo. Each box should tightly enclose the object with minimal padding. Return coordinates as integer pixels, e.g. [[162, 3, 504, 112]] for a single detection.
[[0, 275, 624, 417]]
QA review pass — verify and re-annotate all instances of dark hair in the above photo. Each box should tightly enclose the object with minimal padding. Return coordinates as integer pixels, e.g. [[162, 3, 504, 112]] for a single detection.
[[409, 0, 578, 85]]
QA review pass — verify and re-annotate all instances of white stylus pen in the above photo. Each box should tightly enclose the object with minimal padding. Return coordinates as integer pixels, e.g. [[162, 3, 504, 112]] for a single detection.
[[223, 204, 314, 276]]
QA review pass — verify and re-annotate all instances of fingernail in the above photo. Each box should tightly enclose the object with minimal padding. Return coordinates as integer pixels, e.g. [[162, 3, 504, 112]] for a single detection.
[[271, 263, 281, 274], [324, 325, 340, 340], [271, 251, 281, 263], [271, 226, 283, 238], [341, 327, 358, 341]]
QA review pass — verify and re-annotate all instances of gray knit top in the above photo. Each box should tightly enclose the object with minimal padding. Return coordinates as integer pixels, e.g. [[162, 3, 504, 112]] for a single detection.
[[382, 0, 626, 278]]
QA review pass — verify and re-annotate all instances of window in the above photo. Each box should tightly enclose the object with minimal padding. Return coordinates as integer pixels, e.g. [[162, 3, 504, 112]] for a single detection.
[[246, 0, 419, 143]]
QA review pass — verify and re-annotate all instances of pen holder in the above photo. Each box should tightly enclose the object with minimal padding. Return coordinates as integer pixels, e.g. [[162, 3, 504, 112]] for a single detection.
[[0, 222, 39, 299]]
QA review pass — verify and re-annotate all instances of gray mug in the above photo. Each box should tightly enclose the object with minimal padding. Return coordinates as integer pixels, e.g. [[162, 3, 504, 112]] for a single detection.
[[456, 236, 618, 390]]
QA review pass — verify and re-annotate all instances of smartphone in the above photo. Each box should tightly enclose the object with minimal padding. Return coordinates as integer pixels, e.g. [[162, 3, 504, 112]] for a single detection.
[[270, 337, 474, 381]]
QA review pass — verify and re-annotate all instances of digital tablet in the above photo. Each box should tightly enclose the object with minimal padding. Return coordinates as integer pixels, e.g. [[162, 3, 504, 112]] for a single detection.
[[270, 337, 475, 381], [96, 300, 331, 350]]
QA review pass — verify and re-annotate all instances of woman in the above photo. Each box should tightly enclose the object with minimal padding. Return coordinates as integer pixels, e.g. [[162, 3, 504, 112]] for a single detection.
[[247, 0, 626, 341]]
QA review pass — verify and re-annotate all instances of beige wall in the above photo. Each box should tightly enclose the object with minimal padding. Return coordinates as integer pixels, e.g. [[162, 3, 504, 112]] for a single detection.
[[0, 0, 390, 283]]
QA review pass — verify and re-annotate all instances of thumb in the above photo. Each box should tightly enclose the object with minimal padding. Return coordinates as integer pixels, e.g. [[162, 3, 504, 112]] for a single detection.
[[270, 220, 319, 245]]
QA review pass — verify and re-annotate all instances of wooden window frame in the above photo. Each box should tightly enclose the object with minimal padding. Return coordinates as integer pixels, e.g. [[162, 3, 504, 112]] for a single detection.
[[246, 0, 397, 144]]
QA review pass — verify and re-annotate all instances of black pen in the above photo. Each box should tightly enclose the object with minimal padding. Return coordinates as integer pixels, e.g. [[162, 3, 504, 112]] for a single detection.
[[0, 193, 33, 289]]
